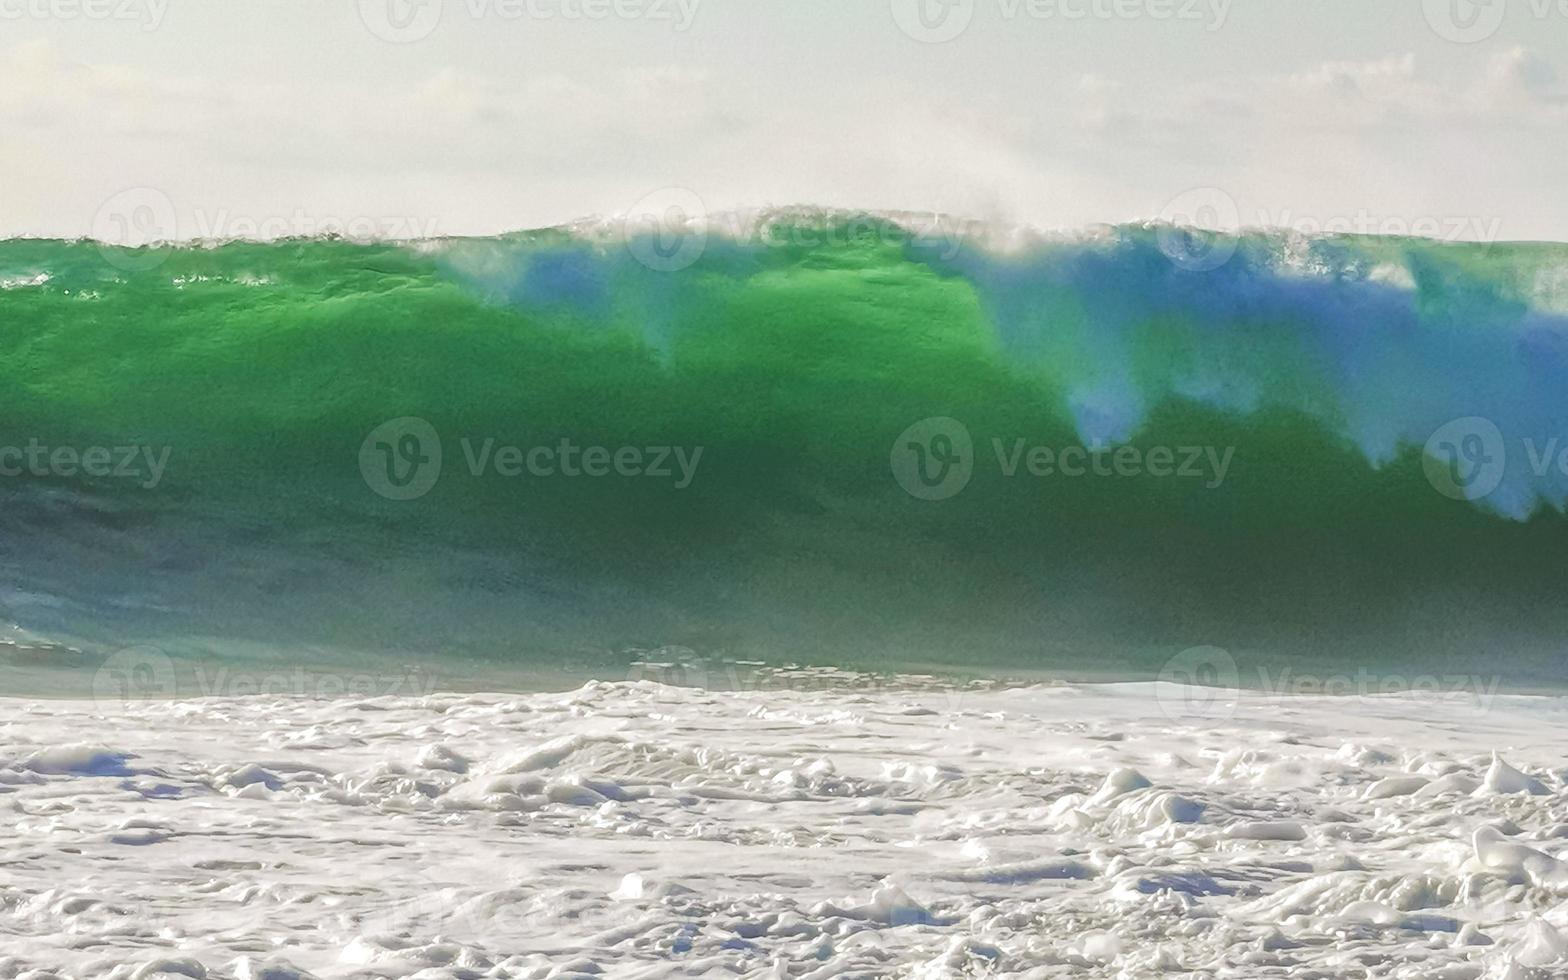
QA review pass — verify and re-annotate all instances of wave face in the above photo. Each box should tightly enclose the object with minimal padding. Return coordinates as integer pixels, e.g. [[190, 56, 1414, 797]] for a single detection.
[[3, 213, 1568, 682]]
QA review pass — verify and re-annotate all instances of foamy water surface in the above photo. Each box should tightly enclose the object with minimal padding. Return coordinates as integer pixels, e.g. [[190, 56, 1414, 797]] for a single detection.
[[4, 677, 1568, 977]]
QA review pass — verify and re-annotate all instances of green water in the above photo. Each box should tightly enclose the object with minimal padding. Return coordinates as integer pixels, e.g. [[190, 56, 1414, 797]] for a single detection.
[[2, 215, 1566, 687]]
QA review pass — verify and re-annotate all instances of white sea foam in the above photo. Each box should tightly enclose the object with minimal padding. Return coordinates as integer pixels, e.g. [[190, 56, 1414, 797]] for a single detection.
[[0, 272, 50, 289], [2, 679, 1568, 977]]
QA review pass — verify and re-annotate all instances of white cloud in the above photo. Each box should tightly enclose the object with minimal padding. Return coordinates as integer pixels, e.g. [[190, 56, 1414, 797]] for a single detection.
[[1, 37, 1565, 242]]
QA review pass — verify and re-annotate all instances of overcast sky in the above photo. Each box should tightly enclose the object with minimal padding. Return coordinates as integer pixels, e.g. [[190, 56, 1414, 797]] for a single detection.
[[2, 0, 1565, 242]]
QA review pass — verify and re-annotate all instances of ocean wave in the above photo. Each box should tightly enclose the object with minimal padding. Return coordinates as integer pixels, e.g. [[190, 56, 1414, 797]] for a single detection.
[[2, 215, 1566, 674]]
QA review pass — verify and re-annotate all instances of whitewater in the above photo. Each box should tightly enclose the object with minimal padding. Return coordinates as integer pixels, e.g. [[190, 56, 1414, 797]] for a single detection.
[[5, 674, 1568, 978]]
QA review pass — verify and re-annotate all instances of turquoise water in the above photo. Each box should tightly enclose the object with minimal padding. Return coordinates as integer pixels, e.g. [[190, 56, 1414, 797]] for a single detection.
[[2, 212, 1567, 690]]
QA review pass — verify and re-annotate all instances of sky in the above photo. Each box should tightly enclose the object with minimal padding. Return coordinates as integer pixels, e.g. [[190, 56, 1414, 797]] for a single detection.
[[1, 0, 1565, 243]]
